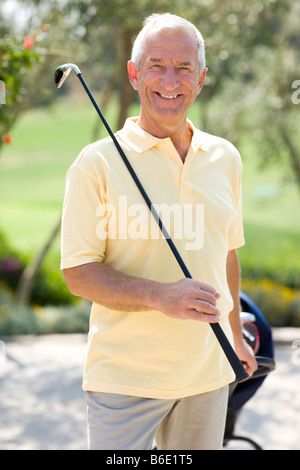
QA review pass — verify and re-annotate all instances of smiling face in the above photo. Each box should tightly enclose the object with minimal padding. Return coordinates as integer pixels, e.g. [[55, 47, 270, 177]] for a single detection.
[[128, 29, 207, 137]]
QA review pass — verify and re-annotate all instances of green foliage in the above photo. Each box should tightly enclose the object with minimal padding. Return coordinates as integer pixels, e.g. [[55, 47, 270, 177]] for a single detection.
[[30, 267, 75, 306], [0, 229, 74, 306], [0, 31, 41, 143], [239, 222, 300, 289], [0, 230, 23, 290], [242, 279, 300, 327], [0, 284, 90, 335]]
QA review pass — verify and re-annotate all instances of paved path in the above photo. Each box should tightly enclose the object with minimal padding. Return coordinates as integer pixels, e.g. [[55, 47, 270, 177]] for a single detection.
[[0, 330, 299, 450]]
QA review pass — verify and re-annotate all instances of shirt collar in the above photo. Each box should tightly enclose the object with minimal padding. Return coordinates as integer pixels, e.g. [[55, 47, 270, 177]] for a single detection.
[[117, 117, 209, 154]]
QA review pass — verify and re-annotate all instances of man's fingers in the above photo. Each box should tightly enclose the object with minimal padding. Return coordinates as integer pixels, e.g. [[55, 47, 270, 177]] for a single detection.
[[187, 297, 220, 315], [189, 280, 220, 302], [187, 309, 221, 323], [178, 279, 222, 321]]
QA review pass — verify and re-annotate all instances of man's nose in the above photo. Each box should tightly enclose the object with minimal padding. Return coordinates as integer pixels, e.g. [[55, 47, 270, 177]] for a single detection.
[[161, 67, 178, 90]]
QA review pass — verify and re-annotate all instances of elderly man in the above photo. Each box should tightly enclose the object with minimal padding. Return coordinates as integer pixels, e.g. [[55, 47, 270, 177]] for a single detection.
[[61, 13, 256, 450]]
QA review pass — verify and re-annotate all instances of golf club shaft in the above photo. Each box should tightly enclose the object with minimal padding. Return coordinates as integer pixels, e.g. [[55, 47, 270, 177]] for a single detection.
[[76, 71, 249, 383], [78, 73, 191, 272]]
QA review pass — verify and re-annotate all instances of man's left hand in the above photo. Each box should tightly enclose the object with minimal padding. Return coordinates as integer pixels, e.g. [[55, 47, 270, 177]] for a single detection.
[[235, 339, 258, 377]]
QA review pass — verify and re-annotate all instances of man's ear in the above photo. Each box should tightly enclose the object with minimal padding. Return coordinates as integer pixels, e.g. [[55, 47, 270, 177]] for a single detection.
[[197, 67, 208, 94], [128, 61, 139, 91]]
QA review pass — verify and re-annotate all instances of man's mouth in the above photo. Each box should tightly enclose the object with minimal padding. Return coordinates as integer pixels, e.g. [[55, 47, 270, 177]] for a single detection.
[[157, 93, 179, 99]]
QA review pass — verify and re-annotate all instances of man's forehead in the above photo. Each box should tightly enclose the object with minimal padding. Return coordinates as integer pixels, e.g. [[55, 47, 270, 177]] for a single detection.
[[141, 31, 199, 64]]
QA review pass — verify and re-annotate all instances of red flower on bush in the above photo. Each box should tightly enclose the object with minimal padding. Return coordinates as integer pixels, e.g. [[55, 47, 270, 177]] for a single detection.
[[23, 35, 35, 50], [2, 133, 12, 144]]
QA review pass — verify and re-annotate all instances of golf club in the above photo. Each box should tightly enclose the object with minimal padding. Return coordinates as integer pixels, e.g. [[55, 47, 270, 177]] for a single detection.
[[55, 63, 249, 383]]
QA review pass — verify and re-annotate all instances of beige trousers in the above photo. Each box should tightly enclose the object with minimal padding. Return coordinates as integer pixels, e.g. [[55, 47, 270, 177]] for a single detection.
[[86, 385, 229, 450]]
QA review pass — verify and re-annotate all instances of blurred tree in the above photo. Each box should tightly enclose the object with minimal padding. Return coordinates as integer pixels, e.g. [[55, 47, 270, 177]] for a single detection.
[[0, 30, 42, 152], [0, 2, 86, 154], [246, 1, 300, 193], [180, 0, 300, 191]]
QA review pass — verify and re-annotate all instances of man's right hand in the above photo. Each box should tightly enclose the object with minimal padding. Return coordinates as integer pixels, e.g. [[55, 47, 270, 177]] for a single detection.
[[153, 278, 221, 323]]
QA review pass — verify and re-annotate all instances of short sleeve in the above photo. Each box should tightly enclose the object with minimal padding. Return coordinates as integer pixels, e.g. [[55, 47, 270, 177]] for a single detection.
[[60, 166, 107, 269]]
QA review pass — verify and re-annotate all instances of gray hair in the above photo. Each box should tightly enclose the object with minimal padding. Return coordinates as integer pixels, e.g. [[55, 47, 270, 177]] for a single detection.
[[131, 13, 206, 73]]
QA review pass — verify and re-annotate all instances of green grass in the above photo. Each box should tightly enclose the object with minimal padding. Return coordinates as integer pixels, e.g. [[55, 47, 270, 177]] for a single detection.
[[1, 97, 300, 286], [0, 96, 102, 259], [238, 155, 300, 285]]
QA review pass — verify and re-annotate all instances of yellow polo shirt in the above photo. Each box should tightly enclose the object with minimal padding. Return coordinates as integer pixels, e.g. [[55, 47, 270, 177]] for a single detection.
[[61, 117, 245, 399]]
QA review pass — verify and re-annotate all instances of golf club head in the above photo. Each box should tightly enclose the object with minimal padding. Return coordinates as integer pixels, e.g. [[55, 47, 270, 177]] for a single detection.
[[54, 63, 81, 88]]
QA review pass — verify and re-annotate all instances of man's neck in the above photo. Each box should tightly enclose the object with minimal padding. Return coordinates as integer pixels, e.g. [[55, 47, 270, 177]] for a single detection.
[[136, 116, 193, 163]]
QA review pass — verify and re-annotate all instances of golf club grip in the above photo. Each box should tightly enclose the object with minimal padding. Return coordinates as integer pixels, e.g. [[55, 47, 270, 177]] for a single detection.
[[77, 73, 249, 384], [209, 323, 249, 382]]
